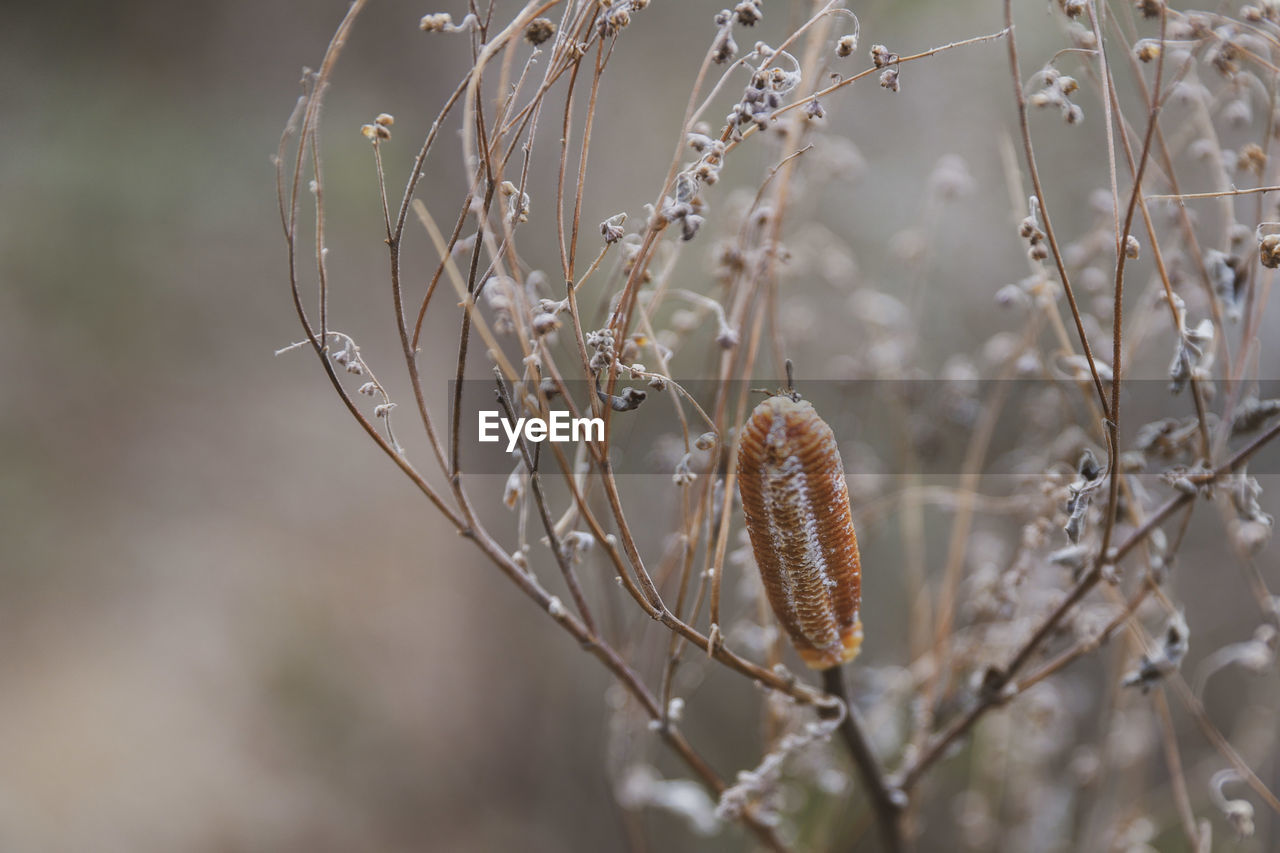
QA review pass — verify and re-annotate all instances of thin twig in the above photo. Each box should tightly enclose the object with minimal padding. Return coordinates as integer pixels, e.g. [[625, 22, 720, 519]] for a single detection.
[[823, 667, 905, 853]]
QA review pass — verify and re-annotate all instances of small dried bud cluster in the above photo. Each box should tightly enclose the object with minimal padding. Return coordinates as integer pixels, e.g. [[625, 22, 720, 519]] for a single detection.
[[1208, 38, 1239, 77], [532, 296, 569, 337], [1063, 449, 1104, 544], [524, 17, 555, 46], [600, 212, 627, 245], [503, 461, 526, 509], [619, 352, 672, 391], [870, 44, 896, 68], [500, 180, 530, 224], [1130, 417, 1201, 468], [331, 338, 366, 376], [1231, 396, 1280, 435], [1229, 476, 1274, 556], [1134, 38, 1161, 63], [598, 385, 646, 412], [1166, 293, 1214, 394], [657, 171, 708, 242], [870, 44, 900, 92], [561, 531, 595, 563], [1211, 770, 1256, 840], [836, 33, 857, 58], [482, 276, 519, 335], [1057, 0, 1086, 18], [672, 454, 697, 487], [1019, 196, 1049, 261], [1122, 610, 1189, 691], [1161, 463, 1215, 497], [419, 12, 452, 32], [734, 0, 762, 27], [1261, 231, 1280, 269], [1242, 2, 1280, 23], [586, 328, 616, 372], [360, 112, 394, 142], [686, 131, 728, 186], [598, 0, 646, 38], [1029, 67, 1083, 124], [1135, 0, 1164, 19], [727, 56, 802, 133], [1236, 143, 1266, 176], [1204, 248, 1247, 322], [711, 11, 739, 64], [419, 12, 475, 33]]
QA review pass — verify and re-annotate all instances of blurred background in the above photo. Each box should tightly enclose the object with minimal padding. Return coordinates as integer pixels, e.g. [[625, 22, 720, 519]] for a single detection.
[[2, 1, 1276, 851]]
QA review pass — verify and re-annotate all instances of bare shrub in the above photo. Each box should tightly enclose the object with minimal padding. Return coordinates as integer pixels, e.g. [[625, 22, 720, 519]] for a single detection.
[[278, 2, 1280, 849]]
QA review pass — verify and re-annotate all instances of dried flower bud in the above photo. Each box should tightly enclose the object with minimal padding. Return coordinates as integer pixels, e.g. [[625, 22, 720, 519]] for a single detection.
[[1122, 610, 1189, 691], [1124, 235, 1140, 259], [504, 463, 526, 508], [734, 0, 763, 26], [1260, 233, 1280, 268], [715, 324, 739, 349], [1135, 39, 1161, 62], [1225, 800, 1255, 839], [1135, 0, 1164, 19], [600, 212, 627, 244], [712, 26, 738, 64], [836, 34, 857, 58], [879, 68, 899, 92], [870, 44, 895, 68], [1211, 770, 1255, 840], [417, 12, 453, 31], [524, 17, 555, 45], [680, 213, 705, 242], [673, 455, 697, 487], [532, 312, 561, 336]]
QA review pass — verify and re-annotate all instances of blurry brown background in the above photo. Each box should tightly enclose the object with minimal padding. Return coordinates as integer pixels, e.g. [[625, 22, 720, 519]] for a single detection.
[[3, 1, 1276, 851]]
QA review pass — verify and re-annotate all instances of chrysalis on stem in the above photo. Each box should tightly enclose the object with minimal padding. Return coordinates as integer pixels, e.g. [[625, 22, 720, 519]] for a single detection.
[[737, 392, 863, 670]]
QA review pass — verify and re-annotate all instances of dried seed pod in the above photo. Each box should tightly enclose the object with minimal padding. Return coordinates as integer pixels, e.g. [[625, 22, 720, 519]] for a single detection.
[[737, 394, 863, 669]]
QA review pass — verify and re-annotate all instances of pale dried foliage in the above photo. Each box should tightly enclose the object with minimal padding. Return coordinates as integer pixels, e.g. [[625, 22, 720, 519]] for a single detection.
[[278, 1, 1280, 850]]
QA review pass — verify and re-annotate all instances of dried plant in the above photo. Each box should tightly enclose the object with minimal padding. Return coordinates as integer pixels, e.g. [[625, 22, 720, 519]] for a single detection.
[[277, 1, 1280, 849]]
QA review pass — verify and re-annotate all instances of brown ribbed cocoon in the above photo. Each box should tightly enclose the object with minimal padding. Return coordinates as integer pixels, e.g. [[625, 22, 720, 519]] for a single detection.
[[737, 395, 863, 670]]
